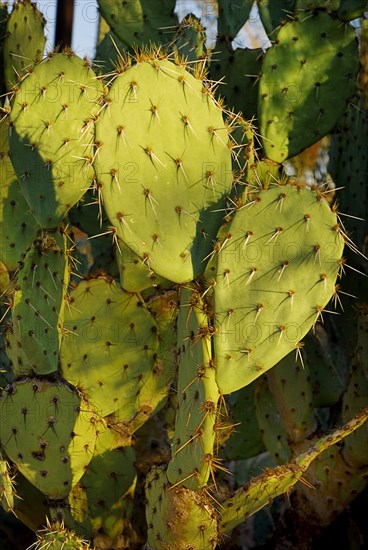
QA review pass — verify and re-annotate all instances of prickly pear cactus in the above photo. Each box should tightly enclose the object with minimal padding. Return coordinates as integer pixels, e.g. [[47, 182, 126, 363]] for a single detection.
[[259, 12, 359, 162], [94, 54, 233, 283], [9, 52, 103, 228], [0, 1, 367, 548], [0, 379, 98, 499], [10, 231, 69, 375], [60, 277, 175, 421], [3, 0, 46, 92], [212, 183, 345, 394]]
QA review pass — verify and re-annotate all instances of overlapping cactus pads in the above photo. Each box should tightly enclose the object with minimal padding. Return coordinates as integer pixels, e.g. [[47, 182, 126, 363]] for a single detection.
[[9, 52, 103, 228]]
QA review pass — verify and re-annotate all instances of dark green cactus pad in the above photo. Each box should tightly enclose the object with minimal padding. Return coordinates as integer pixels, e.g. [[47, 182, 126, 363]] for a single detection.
[[7, 469, 49, 533], [225, 381, 266, 461], [212, 183, 345, 394], [337, 0, 368, 21], [356, 305, 368, 381], [295, 0, 340, 10], [296, 443, 368, 526], [11, 231, 69, 375], [257, 0, 296, 35], [0, 330, 15, 390], [167, 287, 219, 491], [0, 120, 39, 272], [306, 325, 348, 407], [68, 189, 109, 238], [328, 93, 368, 257], [97, 0, 178, 49], [3, 0, 46, 92], [266, 350, 316, 444], [9, 52, 103, 228], [220, 407, 368, 534], [4, 322, 33, 377], [210, 40, 264, 121], [218, 0, 254, 38], [255, 376, 291, 463], [61, 277, 174, 419], [67, 423, 137, 543], [146, 467, 218, 550], [0, 379, 98, 499], [95, 31, 128, 74], [170, 15, 207, 65], [259, 12, 359, 162], [342, 361, 368, 469], [95, 55, 233, 284]]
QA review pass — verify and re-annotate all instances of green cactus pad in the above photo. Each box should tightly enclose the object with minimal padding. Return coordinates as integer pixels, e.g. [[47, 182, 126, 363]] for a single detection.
[[257, 0, 296, 35], [337, 0, 368, 21], [167, 287, 220, 491], [255, 376, 291, 463], [220, 406, 368, 534], [170, 15, 207, 66], [146, 467, 218, 550], [297, 441, 368, 526], [306, 325, 348, 407], [0, 452, 15, 512], [0, 4, 8, 104], [266, 350, 316, 443], [0, 120, 39, 272], [225, 381, 266, 461], [342, 363, 368, 468], [295, 0, 340, 10], [4, 322, 33, 377], [61, 277, 174, 419], [9, 52, 103, 228], [7, 469, 49, 532], [328, 93, 368, 256], [3, 0, 46, 92], [259, 12, 359, 162], [95, 31, 128, 74], [356, 305, 368, 380], [97, 0, 178, 49], [212, 183, 345, 394], [210, 41, 264, 122], [29, 520, 91, 550], [117, 238, 168, 293], [218, 0, 254, 38], [0, 379, 98, 499], [220, 463, 301, 535], [95, 55, 233, 283], [67, 422, 137, 542], [11, 230, 69, 375]]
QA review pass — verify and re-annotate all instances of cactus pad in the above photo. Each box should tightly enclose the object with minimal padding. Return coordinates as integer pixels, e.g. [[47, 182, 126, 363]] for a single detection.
[[0, 379, 98, 499], [212, 183, 345, 394], [95, 55, 233, 283], [0, 120, 39, 272], [3, 0, 46, 91], [61, 277, 174, 420], [97, 0, 178, 49], [259, 12, 359, 162], [167, 287, 220, 491], [11, 231, 69, 375], [146, 467, 218, 550], [9, 52, 103, 228], [67, 423, 137, 542]]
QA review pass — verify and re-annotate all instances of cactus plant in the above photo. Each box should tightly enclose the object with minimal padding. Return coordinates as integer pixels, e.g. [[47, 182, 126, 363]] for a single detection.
[[0, 1, 367, 549]]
